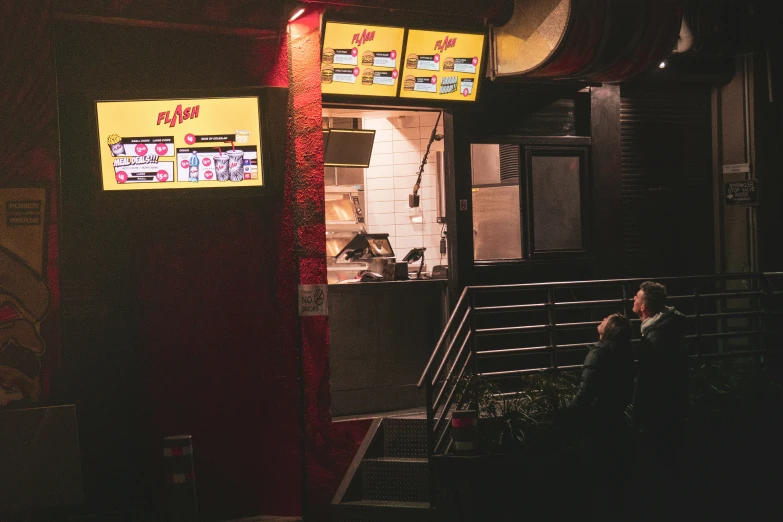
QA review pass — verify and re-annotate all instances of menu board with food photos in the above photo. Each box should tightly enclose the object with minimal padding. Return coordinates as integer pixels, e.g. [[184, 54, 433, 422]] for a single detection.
[[96, 97, 264, 191], [321, 22, 405, 97], [399, 29, 485, 102]]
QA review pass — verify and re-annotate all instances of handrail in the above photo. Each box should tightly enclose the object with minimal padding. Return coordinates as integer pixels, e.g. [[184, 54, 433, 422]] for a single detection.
[[417, 272, 783, 464], [467, 271, 783, 291], [417, 286, 469, 388]]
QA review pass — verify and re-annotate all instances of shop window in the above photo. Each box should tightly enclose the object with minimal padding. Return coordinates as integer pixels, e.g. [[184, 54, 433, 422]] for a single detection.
[[471, 144, 523, 260], [471, 144, 590, 262]]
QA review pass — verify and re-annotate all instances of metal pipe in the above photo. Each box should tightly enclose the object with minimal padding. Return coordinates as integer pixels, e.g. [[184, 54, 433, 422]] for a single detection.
[[435, 151, 446, 223]]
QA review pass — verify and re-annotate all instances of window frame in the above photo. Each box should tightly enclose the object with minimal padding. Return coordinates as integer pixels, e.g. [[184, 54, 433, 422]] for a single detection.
[[469, 137, 592, 266], [522, 145, 591, 260]]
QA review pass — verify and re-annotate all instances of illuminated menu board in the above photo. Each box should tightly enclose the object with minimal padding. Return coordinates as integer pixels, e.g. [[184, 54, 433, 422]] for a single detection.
[[321, 22, 405, 97], [96, 97, 263, 191], [399, 29, 485, 102]]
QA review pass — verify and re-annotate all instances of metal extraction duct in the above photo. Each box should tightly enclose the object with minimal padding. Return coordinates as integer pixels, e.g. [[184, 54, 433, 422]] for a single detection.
[[490, 0, 684, 82]]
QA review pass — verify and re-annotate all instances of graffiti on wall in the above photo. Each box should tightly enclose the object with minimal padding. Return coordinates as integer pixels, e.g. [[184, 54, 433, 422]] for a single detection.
[[0, 187, 50, 407]]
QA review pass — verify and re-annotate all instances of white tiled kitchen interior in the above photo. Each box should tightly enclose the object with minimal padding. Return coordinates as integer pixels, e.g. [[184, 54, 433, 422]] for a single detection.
[[358, 110, 447, 267]]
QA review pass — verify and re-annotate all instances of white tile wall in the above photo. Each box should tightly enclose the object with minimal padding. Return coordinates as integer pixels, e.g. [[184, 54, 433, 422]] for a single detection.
[[361, 111, 447, 267]]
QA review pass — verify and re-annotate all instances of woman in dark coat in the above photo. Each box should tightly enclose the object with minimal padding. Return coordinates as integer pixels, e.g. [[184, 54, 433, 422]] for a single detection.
[[568, 313, 635, 522]]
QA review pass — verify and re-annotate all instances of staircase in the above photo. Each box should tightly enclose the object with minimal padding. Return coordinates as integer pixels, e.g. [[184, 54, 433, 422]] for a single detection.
[[332, 273, 783, 521], [331, 415, 434, 522]]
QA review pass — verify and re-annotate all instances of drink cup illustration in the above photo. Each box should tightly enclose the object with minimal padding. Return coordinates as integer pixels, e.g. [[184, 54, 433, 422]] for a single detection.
[[227, 150, 244, 182], [188, 151, 200, 182], [107, 134, 125, 156], [214, 154, 230, 182]]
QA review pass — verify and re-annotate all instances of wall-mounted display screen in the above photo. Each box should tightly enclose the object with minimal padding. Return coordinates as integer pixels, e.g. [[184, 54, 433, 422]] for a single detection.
[[96, 97, 263, 190], [321, 22, 405, 97], [399, 29, 485, 102], [323, 129, 376, 167]]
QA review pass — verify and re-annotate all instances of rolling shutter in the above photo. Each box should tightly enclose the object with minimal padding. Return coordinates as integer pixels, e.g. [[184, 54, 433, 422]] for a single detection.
[[620, 83, 714, 276]]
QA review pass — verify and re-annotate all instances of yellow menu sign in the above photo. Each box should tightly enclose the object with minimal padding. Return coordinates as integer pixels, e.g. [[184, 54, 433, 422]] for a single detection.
[[321, 22, 405, 97], [96, 97, 263, 191], [399, 29, 485, 102]]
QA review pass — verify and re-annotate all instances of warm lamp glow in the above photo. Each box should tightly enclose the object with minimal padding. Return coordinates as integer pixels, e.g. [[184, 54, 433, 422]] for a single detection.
[[289, 7, 306, 22]]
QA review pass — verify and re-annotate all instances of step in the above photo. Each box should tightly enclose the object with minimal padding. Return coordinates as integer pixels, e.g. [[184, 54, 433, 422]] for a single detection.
[[331, 500, 432, 522], [383, 416, 427, 458], [361, 457, 429, 502]]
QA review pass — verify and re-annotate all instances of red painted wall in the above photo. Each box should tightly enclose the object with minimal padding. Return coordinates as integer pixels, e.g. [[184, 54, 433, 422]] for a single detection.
[[3, 1, 364, 518]]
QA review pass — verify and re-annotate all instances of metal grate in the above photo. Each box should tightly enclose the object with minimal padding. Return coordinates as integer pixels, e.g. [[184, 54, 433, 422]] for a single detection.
[[361, 458, 429, 502], [383, 418, 427, 458], [499, 144, 520, 184]]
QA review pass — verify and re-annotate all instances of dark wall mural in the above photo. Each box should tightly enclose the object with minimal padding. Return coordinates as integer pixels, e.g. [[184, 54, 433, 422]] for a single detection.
[[0, 0, 61, 410]]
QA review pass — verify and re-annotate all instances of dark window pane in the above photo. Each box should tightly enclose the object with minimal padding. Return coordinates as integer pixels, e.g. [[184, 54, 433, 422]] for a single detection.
[[531, 155, 582, 251]]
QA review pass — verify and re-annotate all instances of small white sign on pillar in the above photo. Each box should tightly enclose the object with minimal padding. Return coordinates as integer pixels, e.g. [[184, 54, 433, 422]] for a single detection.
[[722, 163, 750, 174], [298, 284, 328, 316]]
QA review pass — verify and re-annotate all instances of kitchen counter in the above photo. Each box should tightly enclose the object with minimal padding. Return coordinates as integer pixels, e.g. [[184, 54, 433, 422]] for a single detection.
[[329, 279, 449, 416]]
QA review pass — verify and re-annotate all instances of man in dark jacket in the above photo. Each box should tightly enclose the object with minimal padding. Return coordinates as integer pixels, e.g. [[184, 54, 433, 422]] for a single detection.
[[632, 281, 689, 438], [631, 281, 690, 521]]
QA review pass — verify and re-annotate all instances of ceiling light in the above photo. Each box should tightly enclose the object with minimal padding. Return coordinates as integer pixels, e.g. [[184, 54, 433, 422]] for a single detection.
[[289, 5, 306, 22]]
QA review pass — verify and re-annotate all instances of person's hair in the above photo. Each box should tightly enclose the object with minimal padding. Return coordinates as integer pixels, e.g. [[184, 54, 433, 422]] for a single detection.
[[601, 313, 632, 345], [639, 281, 667, 315]]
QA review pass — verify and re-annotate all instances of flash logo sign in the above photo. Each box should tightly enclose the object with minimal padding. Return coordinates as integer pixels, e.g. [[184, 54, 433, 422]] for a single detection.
[[351, 29, 375, 47], [434, 36, 457, 53], [157, 104, 200, 128]]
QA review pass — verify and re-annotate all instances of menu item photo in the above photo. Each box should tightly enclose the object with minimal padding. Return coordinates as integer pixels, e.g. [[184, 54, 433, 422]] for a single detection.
[[406, 53, 419, 69], [322, 65, 335, 84], [322, 47, 335, 64], [362, 51, 375, 65], [361, 68, 375, 86]]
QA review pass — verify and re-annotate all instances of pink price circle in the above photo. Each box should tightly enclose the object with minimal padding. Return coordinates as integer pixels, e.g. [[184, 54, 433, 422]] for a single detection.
[[353, 67, 360, 77], [135, 143, 148, 155], [390, 50, 397, 60], [202, 157, 212, 167], [155, 143, 169, 155], [156, 170, 169, 182], [180, 159, 189, 169], [351, 48, 358, 57], [204, 170, 214, 180], [115, 171, 128, 183], [184, 133, 196, 145], [431, 75, 437, 84], [463, 88, 469, 97], [392, 69, 398, 79], [472, 57, 478, 66], [434, 54, 440, 63]]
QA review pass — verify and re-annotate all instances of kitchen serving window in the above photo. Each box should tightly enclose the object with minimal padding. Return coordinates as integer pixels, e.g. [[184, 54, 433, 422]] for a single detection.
[[471, 142, 590, 262]]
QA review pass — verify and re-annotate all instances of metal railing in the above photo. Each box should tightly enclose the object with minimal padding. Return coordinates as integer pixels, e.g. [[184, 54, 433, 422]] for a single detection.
[[417, 272, 783, 457]]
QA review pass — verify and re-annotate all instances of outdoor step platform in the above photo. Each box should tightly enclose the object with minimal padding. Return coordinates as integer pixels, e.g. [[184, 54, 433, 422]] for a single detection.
[[383, 416, 428, 458], [331, 500, 432, 522], [361, 457, 429, 502]]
